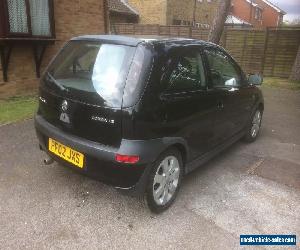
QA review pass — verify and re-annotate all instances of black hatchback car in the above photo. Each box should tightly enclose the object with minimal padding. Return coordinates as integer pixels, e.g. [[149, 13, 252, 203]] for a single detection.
[[35, 35, 264, 213]]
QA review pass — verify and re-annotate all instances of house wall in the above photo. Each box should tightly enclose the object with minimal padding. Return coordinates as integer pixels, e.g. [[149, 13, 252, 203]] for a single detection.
[[255, 0, 283, 27], [110, 12, 137, 24], [0, 0, 105, 98], [231, 0, 252, 24], [231, 0, 283, 28], [127, 0, 167, 25], [167, 0, 219, 27], [127, 0, 219, 26]]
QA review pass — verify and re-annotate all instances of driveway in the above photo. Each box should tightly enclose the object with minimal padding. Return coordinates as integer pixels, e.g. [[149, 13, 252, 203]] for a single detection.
[[0, 86, 299, 250]]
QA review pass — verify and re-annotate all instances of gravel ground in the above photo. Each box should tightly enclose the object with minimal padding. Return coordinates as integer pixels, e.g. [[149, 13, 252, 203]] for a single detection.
[[0, 86, 299, 250]]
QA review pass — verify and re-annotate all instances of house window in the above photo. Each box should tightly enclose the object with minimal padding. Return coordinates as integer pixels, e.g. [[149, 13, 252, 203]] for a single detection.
[[7, 0, 29, 33], [1, 0, 54, 37], [173, 19, 181, 25], [182, 20, 191, 26], [29, 0, 51, 36], [255, 7, 262, 21], [195, 22, 210, 29]]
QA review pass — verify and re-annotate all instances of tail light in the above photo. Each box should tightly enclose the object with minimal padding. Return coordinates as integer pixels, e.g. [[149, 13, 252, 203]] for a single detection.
[[115, 154, 140, 164]]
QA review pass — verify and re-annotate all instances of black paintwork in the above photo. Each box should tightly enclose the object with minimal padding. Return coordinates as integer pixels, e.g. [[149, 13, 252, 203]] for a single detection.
[[35, 35, 264, 195]]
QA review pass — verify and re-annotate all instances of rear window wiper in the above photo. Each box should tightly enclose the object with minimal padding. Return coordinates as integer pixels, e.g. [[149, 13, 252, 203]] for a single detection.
[[46, 72, 69, 93]]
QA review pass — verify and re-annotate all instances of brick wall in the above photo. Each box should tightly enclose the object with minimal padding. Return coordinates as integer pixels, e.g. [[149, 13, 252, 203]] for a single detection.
[[231, 0, 252, 24], [167, 0, 219, 26], [255, 0, 282, 27], [110, 13, 130, 24], [0, 0, 105, 97], [231, 0, 263, 28], [128, 0, 167, 25], [127, 0, 219, 26], [231, 0, 283, 28]]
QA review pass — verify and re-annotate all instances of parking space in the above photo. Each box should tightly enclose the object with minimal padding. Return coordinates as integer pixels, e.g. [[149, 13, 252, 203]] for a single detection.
[[0, 86, 299, 249]]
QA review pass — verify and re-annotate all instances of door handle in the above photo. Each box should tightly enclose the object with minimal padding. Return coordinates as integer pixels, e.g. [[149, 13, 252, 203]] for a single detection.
[[160, 94, 186, 103], [217, 101, 224, 109], [228, 87, 239, 92]]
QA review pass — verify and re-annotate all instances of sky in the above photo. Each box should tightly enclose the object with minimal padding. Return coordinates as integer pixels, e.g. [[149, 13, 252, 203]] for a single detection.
[[272, 0, 300, 21]]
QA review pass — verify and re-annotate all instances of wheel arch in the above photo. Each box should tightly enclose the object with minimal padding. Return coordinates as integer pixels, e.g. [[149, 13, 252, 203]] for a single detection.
[[258, 102, 264, 112], [171, 143, 187, 166], [119, 137, 189, 165]]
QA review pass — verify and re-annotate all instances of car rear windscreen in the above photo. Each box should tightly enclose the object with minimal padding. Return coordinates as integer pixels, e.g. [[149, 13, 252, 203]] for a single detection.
[[45, 41, 136, 108]]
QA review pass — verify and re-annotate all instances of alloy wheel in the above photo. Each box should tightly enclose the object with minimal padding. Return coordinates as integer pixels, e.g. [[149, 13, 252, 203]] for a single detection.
[[152, 156, 180, 206], [251, 110, 262, 138]]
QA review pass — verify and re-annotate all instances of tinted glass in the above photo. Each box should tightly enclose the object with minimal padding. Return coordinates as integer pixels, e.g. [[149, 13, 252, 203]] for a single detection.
[[165, 49, 206, 92], [46, 41, 135, 108], [205, 49, 241, 87], [122, 44, 153, 107]]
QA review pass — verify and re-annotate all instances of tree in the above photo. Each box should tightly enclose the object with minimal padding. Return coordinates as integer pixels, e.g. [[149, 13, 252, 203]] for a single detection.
[[281, 18, 300, 27], [290, 44, 300, 81], [290, 18, 300, 26], [208, 0, 232, 44]]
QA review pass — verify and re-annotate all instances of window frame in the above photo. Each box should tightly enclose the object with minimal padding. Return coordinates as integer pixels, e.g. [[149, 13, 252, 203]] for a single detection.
[[0, 0, 55, 39], [255, 7, 263, 21], [203, 46, 246, 89], [161, 46, 209, 94]]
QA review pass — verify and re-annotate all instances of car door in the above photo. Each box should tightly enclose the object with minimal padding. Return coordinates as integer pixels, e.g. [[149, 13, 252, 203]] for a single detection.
[[158, 46, 218, 160], [203, 47, 254, 145]]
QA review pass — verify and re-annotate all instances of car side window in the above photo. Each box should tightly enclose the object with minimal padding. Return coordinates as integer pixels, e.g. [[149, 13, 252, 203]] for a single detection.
[[165, 49, 206, 92], [205, 48, 241, 88]]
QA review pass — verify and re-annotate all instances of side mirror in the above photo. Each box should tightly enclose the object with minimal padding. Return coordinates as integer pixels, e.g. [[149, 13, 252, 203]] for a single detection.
[[248, 74, 263, 86]]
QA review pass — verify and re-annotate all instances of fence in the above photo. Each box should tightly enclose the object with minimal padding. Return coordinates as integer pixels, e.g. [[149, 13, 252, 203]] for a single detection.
[[113, 24, 300, 78]]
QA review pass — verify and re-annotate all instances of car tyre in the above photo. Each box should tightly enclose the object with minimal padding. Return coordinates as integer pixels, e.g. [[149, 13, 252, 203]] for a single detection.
[[145, 148, 183, 213], [243, 108, 263, 143]]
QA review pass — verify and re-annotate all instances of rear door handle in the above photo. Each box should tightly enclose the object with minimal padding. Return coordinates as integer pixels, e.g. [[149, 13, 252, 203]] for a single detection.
[[160, 94, 186, 103], [228, 87, 239, 92]]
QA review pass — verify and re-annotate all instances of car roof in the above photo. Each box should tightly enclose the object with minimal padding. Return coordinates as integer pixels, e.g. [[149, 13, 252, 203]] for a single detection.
[[71, 35, 215, 47]]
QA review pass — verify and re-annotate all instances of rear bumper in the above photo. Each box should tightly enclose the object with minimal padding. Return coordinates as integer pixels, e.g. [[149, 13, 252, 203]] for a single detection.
[[34, 115, 153, 196]]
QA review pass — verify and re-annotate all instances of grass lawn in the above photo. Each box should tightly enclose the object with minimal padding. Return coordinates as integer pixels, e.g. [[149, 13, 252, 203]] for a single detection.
[[0, 95, 38, 125], [263, 77, 300, 90]]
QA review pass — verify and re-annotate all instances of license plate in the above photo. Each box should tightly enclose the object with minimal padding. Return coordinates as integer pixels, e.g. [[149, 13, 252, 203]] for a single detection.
[[48, 138, 84, 168]]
